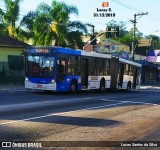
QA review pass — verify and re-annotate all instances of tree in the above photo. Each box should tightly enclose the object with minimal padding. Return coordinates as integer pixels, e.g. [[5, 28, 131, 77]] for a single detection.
[[0, 0, 23, 37], [135, 35, 160, 55], [106, 20, 143, 50], [146, 35, 160, 50], [67, 21, 87, 49], [22, 0, 87, 48]]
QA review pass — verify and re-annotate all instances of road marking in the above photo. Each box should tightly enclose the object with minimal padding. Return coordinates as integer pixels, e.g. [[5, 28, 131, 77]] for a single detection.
[[0, 102, 127, 126], [0, 97, 102, 111], [100, 99, 117, 102], [85, 98, 91, 100], [1, 89, 10, 90], [127, 101, 159, 106], [14, 90, 28, 92], [140, 89, 160, 92], [99, 99, 159, 106], [0, 89, 28, 92]]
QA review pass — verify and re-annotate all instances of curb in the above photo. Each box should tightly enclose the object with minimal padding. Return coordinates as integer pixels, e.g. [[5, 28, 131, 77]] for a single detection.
[[140, 86, 160, 90], [0, 85, 25, 90]]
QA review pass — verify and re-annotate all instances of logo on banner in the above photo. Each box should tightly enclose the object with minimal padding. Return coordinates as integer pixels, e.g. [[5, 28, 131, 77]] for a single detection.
[[93, 2, 116, 17], [102, 2, 109, 7]]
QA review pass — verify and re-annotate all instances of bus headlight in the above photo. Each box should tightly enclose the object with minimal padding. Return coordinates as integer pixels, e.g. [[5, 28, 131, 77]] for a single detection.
[[51, 79, 55, 83], [25, 77, 28, 81]]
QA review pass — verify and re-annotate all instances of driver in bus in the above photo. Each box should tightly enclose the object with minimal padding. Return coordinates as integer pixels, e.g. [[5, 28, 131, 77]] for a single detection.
[[33, 63, 40, 75]]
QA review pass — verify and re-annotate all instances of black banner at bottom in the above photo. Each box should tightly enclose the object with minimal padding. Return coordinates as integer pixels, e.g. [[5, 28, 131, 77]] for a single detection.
[[0, 141, 159, 148]]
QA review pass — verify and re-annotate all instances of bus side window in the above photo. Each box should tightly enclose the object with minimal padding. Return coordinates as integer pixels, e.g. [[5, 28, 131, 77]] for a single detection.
[[96, 58, 103, 75], [129, 66, 133, 76], [89, 58, 96, 76], [57, 60, 66, 74], [104, 59, 110, 75], [68, 55, 79, 75], [59, 64, 64, 73], [56, 60, 67, 82]]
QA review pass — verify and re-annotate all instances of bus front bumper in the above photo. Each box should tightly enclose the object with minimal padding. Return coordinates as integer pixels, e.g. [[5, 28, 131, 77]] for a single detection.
[[25, 81, 56, 91]]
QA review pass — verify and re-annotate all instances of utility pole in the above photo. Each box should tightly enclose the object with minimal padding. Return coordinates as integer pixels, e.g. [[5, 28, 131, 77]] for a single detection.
[[86, 23, 95, 51], [130, 12, 148, 61], [86, 23, 95, 36]]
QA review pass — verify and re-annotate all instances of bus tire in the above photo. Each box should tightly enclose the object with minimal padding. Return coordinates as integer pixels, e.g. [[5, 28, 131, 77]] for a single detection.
[[99, 80, 105, 93], [126, 82, 131, 92], [70, 81, 77, 94]]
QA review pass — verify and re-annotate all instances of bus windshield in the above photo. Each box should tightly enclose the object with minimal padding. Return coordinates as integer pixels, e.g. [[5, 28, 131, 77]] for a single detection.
[[25, 55, 55, 78]]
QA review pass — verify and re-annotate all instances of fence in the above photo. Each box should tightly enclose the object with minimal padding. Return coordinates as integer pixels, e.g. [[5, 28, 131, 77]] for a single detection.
[[0, 60, 24, 85]]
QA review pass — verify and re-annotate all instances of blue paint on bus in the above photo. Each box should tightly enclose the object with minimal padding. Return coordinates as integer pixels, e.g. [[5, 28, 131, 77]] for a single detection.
[[27, 77, 53, 84], [25, 46, 82, 92], [56, 75, 81, 92], [55, 47, 81, 55]]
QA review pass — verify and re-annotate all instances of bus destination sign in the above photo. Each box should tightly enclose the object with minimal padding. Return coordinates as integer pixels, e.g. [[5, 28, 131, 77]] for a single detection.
[[27, 48, 54, 54], [36, 49, 49, 53]]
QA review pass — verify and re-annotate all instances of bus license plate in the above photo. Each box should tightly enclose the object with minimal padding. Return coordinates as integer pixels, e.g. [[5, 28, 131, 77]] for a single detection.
[[37, 84, 42, 88]]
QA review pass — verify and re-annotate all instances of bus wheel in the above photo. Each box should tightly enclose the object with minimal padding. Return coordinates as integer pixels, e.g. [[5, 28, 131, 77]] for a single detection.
[[127, 82, 131, 92], [70, 82, 77, 94], [99, 80, 105, 93]]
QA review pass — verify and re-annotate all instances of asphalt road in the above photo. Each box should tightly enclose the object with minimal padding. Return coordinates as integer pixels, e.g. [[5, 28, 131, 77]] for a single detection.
[[0, 88, 159, 149]]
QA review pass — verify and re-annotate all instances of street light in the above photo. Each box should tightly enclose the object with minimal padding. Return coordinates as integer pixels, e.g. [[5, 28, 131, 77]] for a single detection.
[[83, 32, 105, 50]]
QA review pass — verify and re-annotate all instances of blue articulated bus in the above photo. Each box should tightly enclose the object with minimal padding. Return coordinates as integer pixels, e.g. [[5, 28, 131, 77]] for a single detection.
[[25, 46, 141, 92]]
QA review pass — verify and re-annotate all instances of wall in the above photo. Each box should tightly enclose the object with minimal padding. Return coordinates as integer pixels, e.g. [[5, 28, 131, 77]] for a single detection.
[[0, 46, 26, 84], [0, 47, 25, 61]]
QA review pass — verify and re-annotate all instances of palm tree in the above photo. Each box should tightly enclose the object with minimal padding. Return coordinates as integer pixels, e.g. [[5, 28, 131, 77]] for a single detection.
[[22, 0, 87, 48], [0, 0, 22, 37]]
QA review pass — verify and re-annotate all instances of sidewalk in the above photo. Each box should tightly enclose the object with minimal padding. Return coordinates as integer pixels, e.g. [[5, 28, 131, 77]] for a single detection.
[[0, 84, 160, 90], [140, 83, 160, 90], [0, 84, 25, 90]]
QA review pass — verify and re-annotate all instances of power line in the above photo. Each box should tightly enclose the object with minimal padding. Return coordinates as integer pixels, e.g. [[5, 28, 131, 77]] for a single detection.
[[111, 0, 142, 12], [111, 0, 160, 23]]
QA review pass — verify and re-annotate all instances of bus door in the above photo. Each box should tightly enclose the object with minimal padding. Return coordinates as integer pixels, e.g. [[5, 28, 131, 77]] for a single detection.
[[110, 57, 119, 89], [118, 63, 125, 88], [81, 58, 89, 89], [57, 60, 67, 83]]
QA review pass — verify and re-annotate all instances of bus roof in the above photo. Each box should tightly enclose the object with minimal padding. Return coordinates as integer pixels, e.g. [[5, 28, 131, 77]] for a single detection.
[[27, 46, 55, 49], [55, 47, 81, 55], [81, 51, 112, 59], [119, 57, 142, 67]]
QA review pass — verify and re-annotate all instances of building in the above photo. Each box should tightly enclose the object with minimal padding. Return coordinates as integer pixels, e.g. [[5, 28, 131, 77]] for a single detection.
[[83, 34, 130, 60], [135, 49, 160, 84], [0, 35, 29, 84]]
